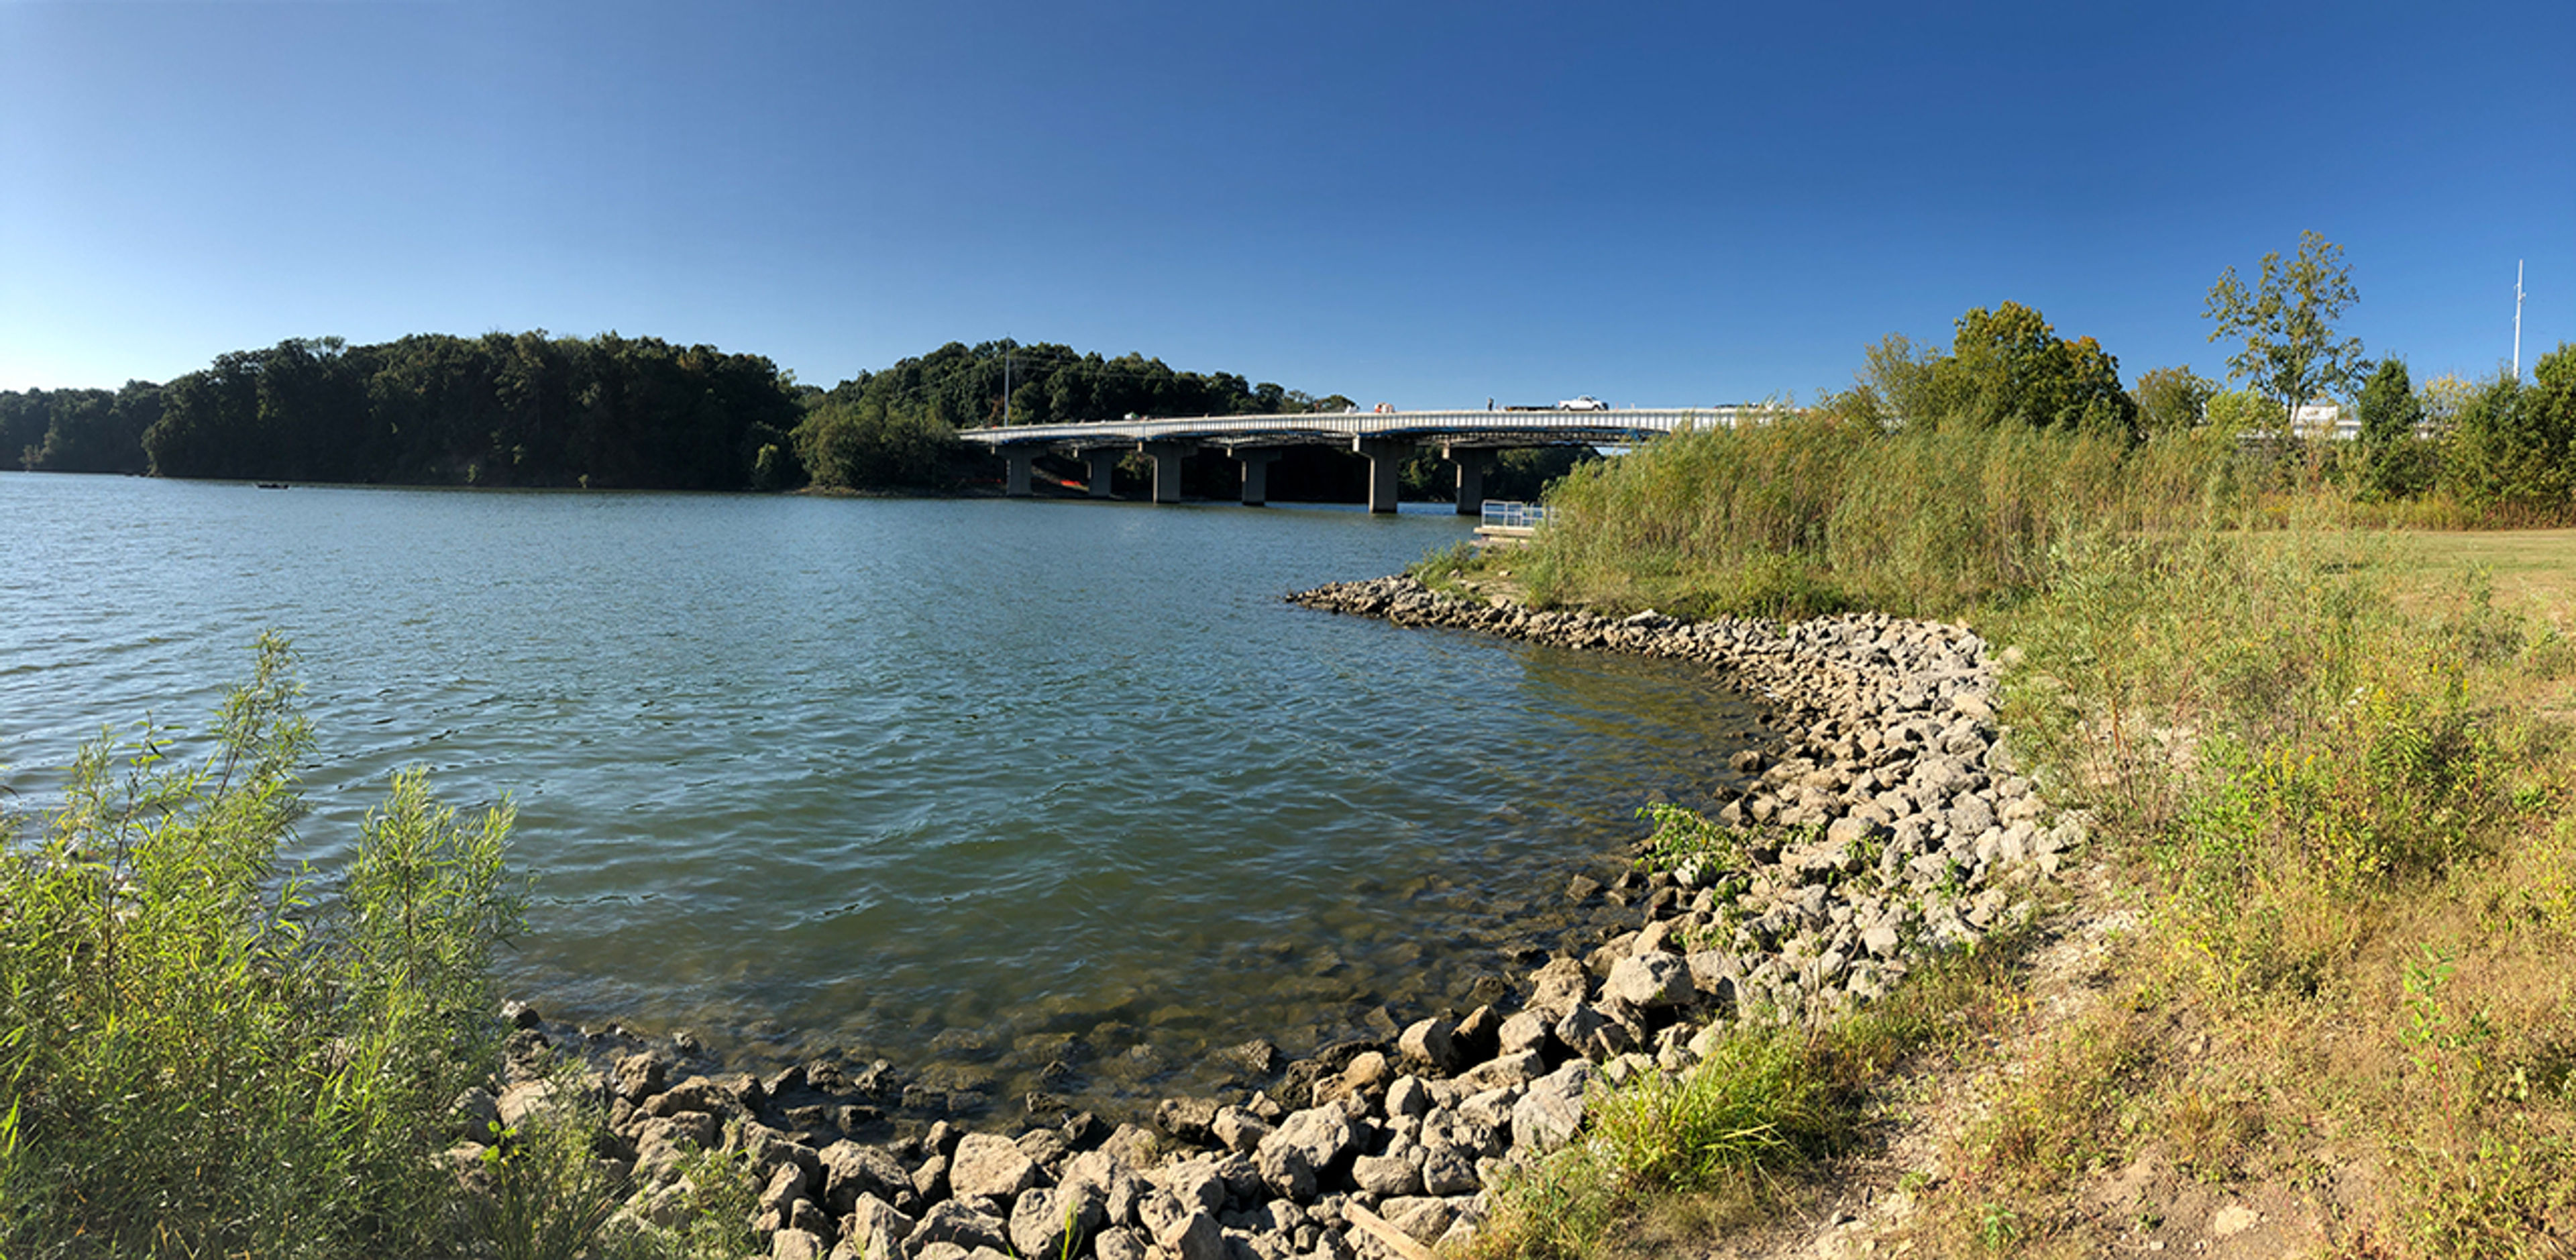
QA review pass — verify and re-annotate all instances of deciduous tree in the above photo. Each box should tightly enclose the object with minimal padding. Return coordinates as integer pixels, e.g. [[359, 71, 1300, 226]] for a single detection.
[[2204, 231, 2371, 437], [2129, 366, 2218, 439]]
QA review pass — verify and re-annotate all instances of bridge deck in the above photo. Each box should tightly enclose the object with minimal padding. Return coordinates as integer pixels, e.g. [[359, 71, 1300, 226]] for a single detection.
[[957, 407, 1749, 450]]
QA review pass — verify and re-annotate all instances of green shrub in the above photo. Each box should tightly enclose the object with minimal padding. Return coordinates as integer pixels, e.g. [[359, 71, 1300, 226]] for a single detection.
[[0, 635, 527, 1257]]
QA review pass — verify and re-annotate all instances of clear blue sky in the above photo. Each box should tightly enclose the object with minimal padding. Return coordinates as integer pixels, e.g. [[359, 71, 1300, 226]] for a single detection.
[[3, 1, 2569, 407]]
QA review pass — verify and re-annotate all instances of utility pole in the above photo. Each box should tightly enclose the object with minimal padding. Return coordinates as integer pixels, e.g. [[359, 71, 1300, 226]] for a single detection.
[[2514, 261, 2526, 382], [1004, 344, 1013, 426]]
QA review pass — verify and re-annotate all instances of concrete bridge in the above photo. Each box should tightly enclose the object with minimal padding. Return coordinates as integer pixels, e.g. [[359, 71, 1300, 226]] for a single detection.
[[960, 408, 1744, 513]]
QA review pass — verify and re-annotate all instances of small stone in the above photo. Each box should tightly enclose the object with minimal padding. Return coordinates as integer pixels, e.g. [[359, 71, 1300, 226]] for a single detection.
[[610, 1052, 667, 1103], [1158, 1211, 1228, 1260], [1157, 1097, 1221, 1147], [1342, 1051, 1391, 1095], [1456, 1049, 1546, 1092], [1385, 1075, 1431, 1120], [1351, 1149, 1423, 1196], [1396, 1017, 1461, 1073], [1211, 1107, 1271, 1154], [1496, 1010, 1550, 1055], [842, 1194, 916, 1260], [1009, 1182, 1106, 1260], [1419, 1143, 1479, 1196], [1862, 923, 1901, 958], [494, 1080, 559, 1129]]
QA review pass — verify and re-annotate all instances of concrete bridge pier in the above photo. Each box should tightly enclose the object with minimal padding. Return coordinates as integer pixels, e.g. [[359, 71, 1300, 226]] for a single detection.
[[1444, 445, 1497, 516], [1143, 441, 1195, 504], [1083, 449, 1119, 498], [1004, 449, 1037, 498], [1354, 437, 1411, 514], [1234, 448, 1283, 507]]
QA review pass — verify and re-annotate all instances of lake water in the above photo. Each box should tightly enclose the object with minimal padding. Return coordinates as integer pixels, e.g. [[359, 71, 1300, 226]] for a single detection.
[[0, 473, 1763, 1111]]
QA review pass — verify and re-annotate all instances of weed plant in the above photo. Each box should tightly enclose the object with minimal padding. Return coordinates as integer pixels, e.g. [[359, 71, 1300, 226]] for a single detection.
[[1468, 927, 2045, 1260], [1934, 525, 2576, 1253], [0, 636, 532, 1257]]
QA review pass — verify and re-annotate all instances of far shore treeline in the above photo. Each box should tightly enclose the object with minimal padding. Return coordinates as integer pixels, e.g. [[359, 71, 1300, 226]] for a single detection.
[[0, 335, 1367, 493]]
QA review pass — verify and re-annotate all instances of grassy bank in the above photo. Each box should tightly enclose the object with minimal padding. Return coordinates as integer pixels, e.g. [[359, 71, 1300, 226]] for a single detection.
[[1458, 423, 2576, 1256]]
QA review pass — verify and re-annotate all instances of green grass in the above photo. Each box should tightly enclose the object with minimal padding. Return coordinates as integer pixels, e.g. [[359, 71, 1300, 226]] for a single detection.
[[1466, 925, 2045, 1260]]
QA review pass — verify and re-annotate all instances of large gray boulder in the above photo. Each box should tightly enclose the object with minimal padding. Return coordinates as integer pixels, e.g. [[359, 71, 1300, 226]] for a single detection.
[[1252, 1106, 1354, 1202], [947, 1132, 1042, 1203], [1605, 951, 1693, 1008], [837, 1194, 914, 1260], [1008, 1181, 1106, 1260], [911, 1199, 1011, 1254], [1511, 1061, 1595, 1153], [816, 1141, 911, 1214]]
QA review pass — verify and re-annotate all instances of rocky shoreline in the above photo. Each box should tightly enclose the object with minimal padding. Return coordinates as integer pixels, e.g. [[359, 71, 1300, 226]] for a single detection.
[[467, 574, 2076, 1260]]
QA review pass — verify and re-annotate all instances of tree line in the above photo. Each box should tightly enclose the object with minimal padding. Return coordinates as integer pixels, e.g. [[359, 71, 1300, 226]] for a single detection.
[[3, 334, 1367, 493], [1815, 231, 2575, 523]]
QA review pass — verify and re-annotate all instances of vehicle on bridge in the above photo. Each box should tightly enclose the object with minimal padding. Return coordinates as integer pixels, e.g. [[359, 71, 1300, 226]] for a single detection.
[[1558, 395, 1609, 411]]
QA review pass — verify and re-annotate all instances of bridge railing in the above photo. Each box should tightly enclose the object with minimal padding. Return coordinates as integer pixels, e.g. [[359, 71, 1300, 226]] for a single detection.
[[956, 408, 1750, 448]]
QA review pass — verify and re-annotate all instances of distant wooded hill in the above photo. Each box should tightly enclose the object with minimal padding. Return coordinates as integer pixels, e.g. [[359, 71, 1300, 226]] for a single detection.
[[3, 335, 1352, 492]]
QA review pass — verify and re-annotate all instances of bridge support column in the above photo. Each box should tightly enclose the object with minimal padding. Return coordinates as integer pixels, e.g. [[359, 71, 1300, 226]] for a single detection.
[[1083, 449, 1118, 498], [1004, 450, 1036, 498], [1234, 448, 1282, 507], [1143, 441, 1195, 504], [1444, 445, 1497, 516], [1354, 438, 1410, 515]]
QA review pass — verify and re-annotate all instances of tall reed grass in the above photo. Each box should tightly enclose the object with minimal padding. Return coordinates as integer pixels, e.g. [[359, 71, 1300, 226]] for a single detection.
[[1519, 418, 2248, 619]]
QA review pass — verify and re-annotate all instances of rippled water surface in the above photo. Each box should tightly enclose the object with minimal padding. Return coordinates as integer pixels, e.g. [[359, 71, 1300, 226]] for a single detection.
[[1, 473, 1763, 1108]]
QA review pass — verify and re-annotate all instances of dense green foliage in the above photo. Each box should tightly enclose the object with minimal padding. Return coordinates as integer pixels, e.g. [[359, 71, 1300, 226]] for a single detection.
[[2129, 364, 2218, 440], [0, 637, 526, 1255], [825, 338, 1345, 430], [1, 381, 164, 474], [2358, 358, 2433, 500], [2440, 346, 2576, 519], [1829, 302, 2137, 435], [132, 333, 805, 489], [786, 339, 1355, 492]]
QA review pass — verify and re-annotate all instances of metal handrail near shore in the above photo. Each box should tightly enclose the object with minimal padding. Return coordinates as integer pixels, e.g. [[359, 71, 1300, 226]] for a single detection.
[[1480, 501, 1553, 531]]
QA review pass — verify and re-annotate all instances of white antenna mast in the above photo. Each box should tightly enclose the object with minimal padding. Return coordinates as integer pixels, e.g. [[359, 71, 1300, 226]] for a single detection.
[[2514, 260, 2525, 381]]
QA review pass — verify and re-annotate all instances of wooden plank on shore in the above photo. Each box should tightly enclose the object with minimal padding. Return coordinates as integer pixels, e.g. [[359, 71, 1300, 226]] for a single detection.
[[1343, 1203, 1443, 1260]]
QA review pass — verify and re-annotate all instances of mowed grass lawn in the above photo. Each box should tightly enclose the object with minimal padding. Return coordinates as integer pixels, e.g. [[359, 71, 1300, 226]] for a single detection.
[[2408, 527, 2576, 617]]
